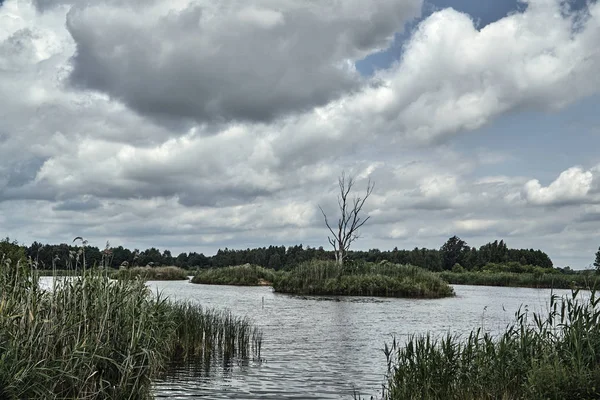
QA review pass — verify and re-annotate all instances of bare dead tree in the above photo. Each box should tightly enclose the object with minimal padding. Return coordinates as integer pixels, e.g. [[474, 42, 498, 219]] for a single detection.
[[319, 172, 374, 267]]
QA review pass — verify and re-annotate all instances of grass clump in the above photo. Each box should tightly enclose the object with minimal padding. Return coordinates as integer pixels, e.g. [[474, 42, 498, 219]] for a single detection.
[[0, 256, 261, 400], [191, 264, 276, 286], [381, 289, 600, 399], [273, 260, 454, 298], [439, 270, 597, 289], [113, 266, 189, 281]]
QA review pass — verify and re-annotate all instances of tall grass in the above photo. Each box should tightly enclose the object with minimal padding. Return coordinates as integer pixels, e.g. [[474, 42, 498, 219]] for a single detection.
[[113, 266, 189, 281], [191, 264, 276, 286], [273, 260, 454, 298], [0, 256, 262, 399], [439, 270, 598, 289], [381, 289, 600, 399]]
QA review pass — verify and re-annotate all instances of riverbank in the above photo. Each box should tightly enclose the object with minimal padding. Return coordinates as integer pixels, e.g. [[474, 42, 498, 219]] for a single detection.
[[273, 260, 454, 298], [0, 260, 261, 400]]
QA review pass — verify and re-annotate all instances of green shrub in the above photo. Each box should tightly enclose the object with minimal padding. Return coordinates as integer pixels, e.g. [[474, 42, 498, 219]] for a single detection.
[[451, 263, 465, 273]]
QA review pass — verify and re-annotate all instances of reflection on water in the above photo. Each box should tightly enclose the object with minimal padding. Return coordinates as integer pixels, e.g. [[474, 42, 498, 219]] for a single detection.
[[143, 281, 574, 399]]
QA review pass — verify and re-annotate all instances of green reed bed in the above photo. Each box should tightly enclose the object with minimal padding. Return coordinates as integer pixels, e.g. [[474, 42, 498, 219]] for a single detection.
[[0, 257, 261, 400], [191, 264, 276, 286], [273, 260, 454, 298], [112, 266, 189, 281], [37, 269, 82, 276], [439, 270, 597, 289], [381, 289, 600, 399]]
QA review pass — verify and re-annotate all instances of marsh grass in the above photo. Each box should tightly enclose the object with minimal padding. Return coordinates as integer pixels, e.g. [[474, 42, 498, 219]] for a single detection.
[[381, 289, 600, 399], [0, 256, 261, 399], [439, 270, 598, 289], [191, 264, 276, 286], [273, 260, 454, 298], [37, 269, 82, 276], [113, 266, 189, 281]]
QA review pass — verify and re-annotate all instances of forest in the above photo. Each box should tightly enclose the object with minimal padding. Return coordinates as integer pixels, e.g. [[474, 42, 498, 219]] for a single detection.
[[5, 235, 556, 272]]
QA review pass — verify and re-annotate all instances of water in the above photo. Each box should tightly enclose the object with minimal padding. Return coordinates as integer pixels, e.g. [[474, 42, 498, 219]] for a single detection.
[[144, 281, 573, 399]]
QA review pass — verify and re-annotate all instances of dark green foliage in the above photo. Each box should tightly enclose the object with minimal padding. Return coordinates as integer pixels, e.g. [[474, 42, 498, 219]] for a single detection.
[[0, 257, 262, 399], [191, 264, 276, 286], [382, 290, 600, 399], [13, 237, 555, 272], [273, 260, 454, 298], [594, 246, 600, 273], [0, 238, 26, 265], [113, 266, 189, 281], [440, 236, 470, 271]]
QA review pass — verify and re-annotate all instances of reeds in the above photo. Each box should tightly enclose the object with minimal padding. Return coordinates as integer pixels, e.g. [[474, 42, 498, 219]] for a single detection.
[[439, 270, 598, 289], [273, 260, 454, 298], [113, 266, 189, 281], [381, 289, 600, 399], [0, 256, 262, 399], [191, 264, 276, 286]]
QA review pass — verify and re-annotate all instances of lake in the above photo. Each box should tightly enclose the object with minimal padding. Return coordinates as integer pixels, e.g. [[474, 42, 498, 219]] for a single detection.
[[144, 280, 573, 399]]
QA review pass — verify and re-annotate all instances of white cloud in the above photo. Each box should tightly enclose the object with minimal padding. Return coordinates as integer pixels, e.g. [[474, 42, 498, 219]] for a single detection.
[[454, 219, 498, 233], [523, 166, 594, 206]]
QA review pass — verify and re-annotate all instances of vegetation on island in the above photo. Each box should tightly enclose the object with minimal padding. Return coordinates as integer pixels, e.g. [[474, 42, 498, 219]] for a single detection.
[[273, 260, 454, 298], [112, 266, 189, 281], [0, 241, 262, 400], [380, 289, 600, 399], [191, 264, 276, 286], [438, 261, 599, 289]]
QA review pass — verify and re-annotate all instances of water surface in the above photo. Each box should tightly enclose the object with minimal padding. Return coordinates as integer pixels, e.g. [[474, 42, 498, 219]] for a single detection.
[[147, 281, 573, 399]]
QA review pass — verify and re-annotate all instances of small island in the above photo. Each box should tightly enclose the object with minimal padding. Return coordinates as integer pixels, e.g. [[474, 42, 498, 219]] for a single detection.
[[113, 266, 189, 281], [191, 264, 275, 286], [273, 260, 454, 298]]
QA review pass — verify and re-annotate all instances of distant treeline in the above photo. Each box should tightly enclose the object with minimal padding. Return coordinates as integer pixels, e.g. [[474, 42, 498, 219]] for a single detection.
[[2, 236, 555, 272]]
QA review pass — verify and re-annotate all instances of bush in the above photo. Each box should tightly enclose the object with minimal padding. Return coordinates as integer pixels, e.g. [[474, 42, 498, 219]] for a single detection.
[[451, 263, 465, 273]]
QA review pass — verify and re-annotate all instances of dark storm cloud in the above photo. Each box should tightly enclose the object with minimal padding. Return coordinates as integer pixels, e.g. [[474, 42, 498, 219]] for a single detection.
[[64, 0, 421, 124]]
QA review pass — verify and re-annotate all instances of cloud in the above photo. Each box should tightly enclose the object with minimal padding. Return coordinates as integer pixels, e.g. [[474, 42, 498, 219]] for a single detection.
[[523, 166, 594, 206], [64, 0, 421, 124], [53, 196, 102, 211], [1, 0, 600, 270], [453, 219, 498, 234], [312, 0, 600, 145]]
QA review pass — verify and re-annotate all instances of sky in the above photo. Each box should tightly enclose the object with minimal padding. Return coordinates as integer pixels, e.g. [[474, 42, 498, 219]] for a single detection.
[[0, 0, 599, 268]]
